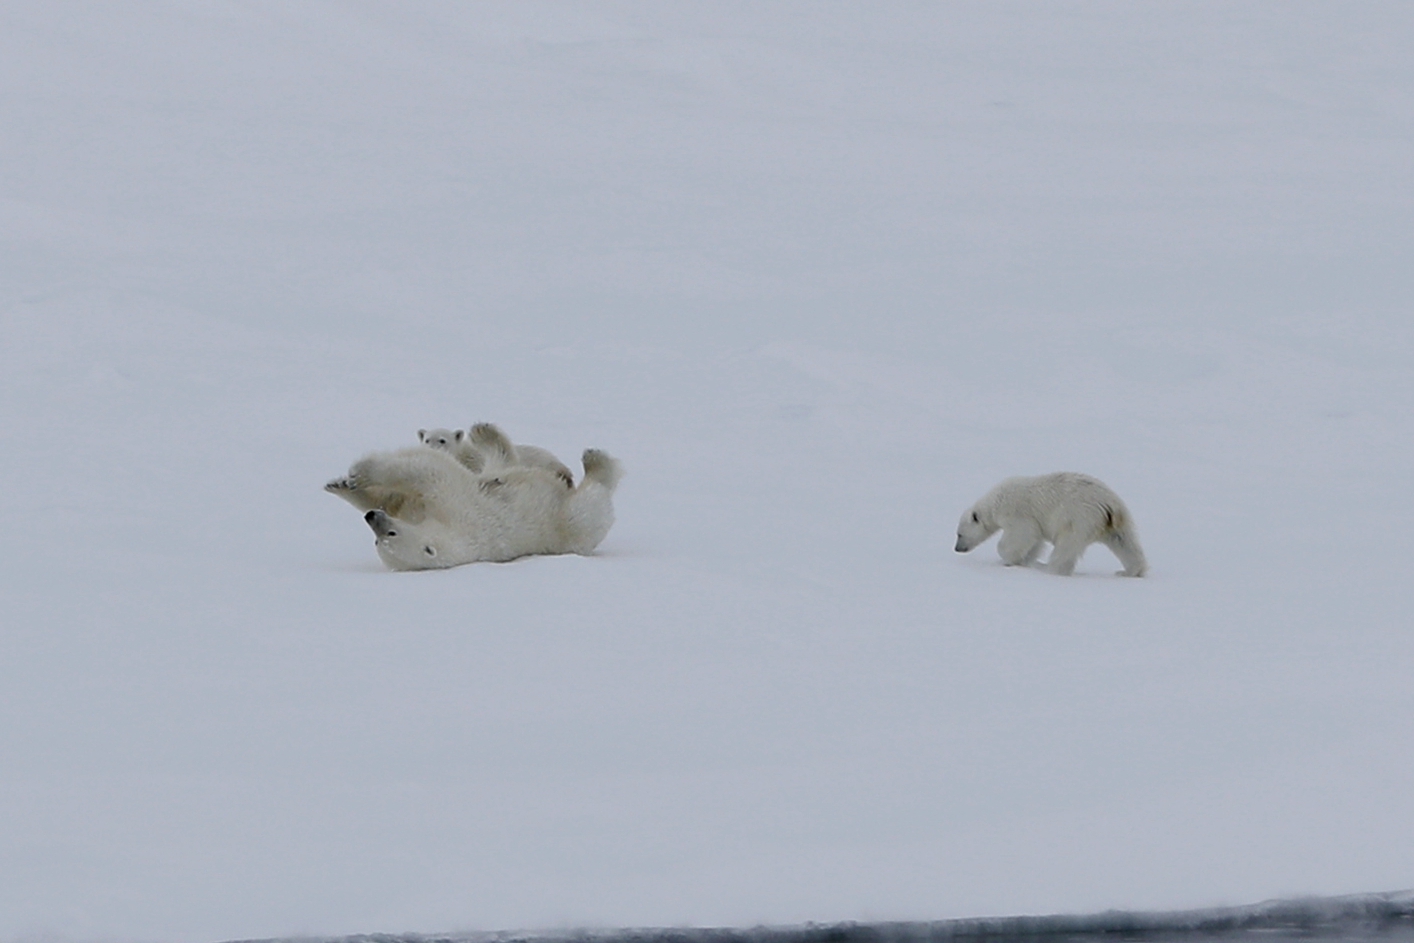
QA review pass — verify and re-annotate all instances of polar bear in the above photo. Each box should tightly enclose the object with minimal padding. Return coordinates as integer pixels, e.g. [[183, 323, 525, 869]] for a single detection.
[[326, 434, 622, 570], [418, 424, 574, 486], [417, 427, 486, 473], [955, 472, 1147, 577], [464, 422, 575, 487]]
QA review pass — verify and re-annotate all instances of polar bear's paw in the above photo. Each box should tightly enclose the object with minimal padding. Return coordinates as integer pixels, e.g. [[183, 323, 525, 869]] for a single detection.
[[468, 423, 516, 464], [581, 449, 624, 491]]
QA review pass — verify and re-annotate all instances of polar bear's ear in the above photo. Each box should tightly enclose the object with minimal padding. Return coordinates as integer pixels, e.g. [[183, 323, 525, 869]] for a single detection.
[[418, 429, 428, 442], [454, 430, 464, 442]]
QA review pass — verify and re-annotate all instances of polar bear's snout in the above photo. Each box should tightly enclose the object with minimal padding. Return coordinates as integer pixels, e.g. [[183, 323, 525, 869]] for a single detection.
[[364, 509, 397, 538], [954, 509, 991, 553]]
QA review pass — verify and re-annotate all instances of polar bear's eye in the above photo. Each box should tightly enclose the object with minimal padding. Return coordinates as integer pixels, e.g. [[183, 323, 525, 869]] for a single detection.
[[423, 546, 436, 556], [971, 512, 979, 523], [387, 529, 398, 537]]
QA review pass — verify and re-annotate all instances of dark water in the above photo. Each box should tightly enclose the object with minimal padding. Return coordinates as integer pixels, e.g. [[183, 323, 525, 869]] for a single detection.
[[234, 891, 1414, 943]]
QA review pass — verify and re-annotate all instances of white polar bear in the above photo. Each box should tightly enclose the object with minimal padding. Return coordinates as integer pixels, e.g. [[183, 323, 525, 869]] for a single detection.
[[327, 428, 622, 570], [955, 472, 1147, 577], [417, 427, 487, 473], [418, 423, 574, 486]]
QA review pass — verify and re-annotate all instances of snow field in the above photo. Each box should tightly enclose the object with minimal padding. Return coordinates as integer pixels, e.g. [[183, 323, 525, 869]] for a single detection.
[[2, 3, 1412, 941]]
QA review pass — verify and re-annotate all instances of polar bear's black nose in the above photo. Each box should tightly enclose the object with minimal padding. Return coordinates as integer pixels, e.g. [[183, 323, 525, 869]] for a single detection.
[[364, 510, 378, 522]]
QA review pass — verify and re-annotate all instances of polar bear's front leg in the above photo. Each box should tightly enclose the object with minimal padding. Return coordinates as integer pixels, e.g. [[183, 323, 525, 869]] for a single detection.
[[326, 478, 427, 523], [997, 521, 1043, 567], [326, 453, 437, 524], [1046, 532, 1090, 576]]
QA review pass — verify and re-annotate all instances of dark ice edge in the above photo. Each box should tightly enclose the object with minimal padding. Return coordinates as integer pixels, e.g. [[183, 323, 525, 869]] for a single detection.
[[229, 890, 1414, 943]]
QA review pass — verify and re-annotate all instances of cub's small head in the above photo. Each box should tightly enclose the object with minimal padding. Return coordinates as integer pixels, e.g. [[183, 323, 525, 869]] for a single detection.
[[955, 505, 996, 553], [364, 509, 446, 571], [417, 428, 464, 449]]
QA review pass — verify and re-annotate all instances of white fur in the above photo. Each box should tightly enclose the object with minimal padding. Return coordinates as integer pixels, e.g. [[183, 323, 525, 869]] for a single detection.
[[417, 427, 485, 473], [955, 472, 1147, 577], [418, 424, 574, 486], [327, 432, 622, 571]]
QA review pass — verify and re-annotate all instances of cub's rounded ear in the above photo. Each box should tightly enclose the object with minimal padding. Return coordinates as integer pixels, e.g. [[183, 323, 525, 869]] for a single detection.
[[454, 430, 465, 442], [418, 429, 428, 442]]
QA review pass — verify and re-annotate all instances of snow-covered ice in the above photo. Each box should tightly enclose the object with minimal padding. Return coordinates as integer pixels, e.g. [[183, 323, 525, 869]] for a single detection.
[[2, 3, 1412, 942]]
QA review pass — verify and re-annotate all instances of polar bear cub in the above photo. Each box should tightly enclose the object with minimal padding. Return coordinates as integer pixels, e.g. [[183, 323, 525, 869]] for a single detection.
[[955, 472, 1147, 577], [327, 429, 622, 570], [418, 424, 574, 486]]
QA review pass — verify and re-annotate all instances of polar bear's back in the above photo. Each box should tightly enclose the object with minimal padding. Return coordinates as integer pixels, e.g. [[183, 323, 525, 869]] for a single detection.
[[991, 472, 1131, 539]]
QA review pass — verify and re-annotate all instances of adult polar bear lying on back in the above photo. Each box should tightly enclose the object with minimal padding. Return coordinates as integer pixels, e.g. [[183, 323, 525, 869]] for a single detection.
[[327, 425, 622, 570], [955, 472, 1147, 577]]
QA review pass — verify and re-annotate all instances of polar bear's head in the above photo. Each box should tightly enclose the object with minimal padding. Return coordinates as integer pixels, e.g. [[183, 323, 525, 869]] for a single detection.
[[364, 509, 448, 571], [417, 428, 464, 449], [955, 504, 997, 553]]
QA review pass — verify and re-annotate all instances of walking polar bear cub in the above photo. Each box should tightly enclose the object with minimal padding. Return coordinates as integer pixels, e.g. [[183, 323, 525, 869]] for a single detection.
[[327, 423, 622, 570], [955, 472, 1147, 577]]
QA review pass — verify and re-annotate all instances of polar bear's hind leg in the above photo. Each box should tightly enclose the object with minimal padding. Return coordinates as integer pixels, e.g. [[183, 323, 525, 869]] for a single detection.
[[557, 449, 623, 554], [468, 423, 517, 469], [581, 449, 623, 491]]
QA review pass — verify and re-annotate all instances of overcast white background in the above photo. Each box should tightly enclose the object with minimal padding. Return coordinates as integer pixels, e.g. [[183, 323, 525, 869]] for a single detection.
[[2, 3, 1412, 942]]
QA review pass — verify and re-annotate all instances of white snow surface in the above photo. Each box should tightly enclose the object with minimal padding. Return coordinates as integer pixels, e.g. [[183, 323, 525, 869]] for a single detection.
[[2, 3, 1413, 942]]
